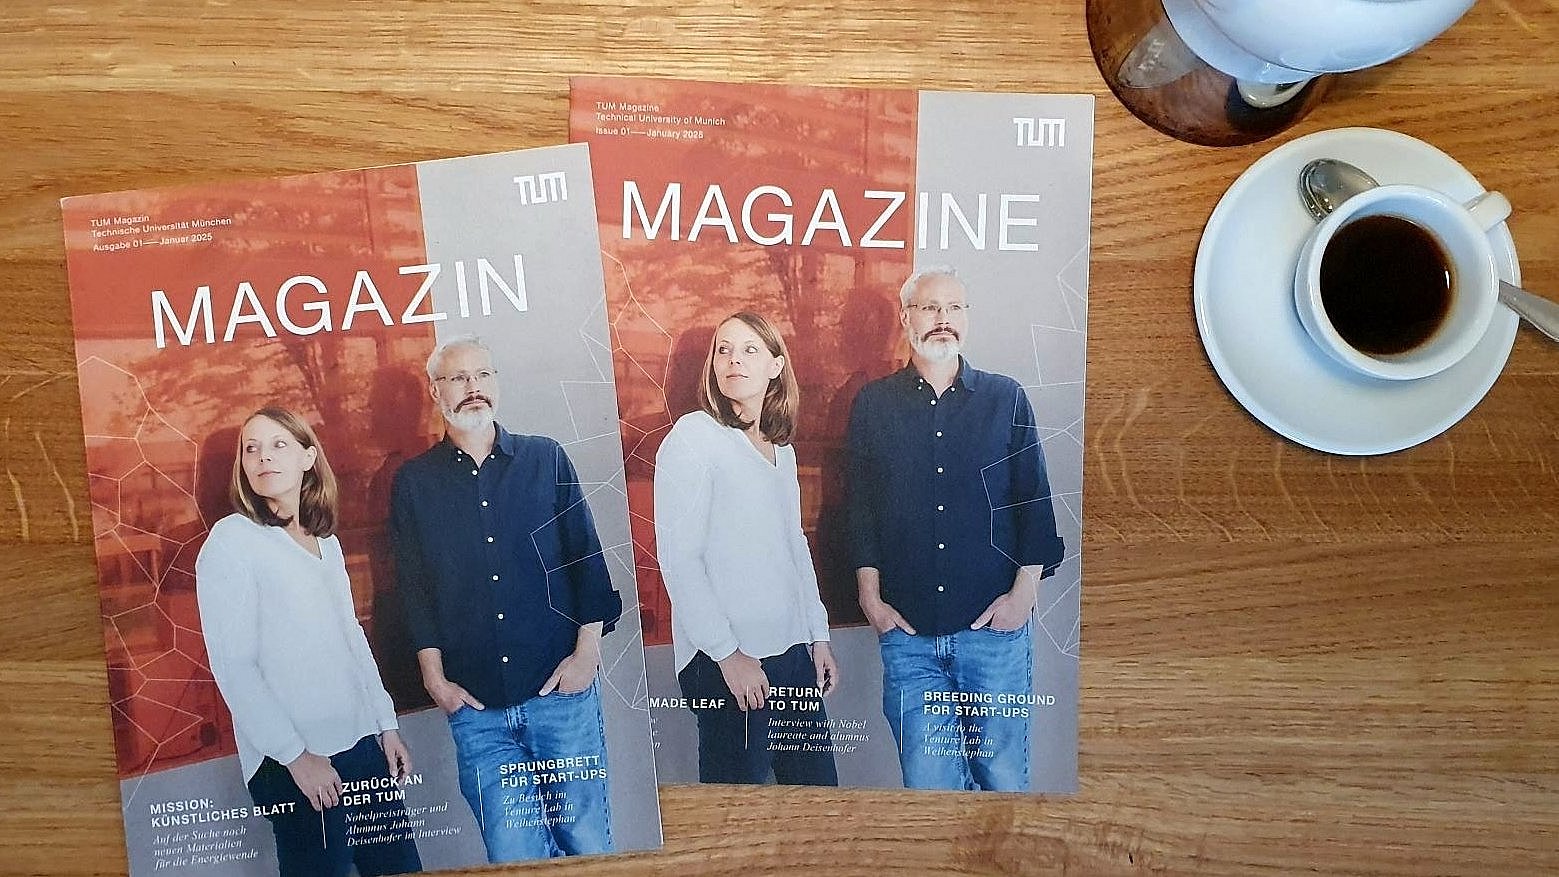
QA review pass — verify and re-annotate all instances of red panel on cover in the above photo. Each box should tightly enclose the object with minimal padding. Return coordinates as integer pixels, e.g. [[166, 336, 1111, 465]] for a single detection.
[[62, 166, 440, 777], [573, 79, 918, 645]]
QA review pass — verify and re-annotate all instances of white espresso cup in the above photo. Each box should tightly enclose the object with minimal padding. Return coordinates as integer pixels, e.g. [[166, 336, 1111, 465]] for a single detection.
[[1293, 184, 1510, 381]]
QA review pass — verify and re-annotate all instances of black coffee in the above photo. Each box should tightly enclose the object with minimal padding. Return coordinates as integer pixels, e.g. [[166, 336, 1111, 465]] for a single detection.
[[1319, 214, 1454, 355]]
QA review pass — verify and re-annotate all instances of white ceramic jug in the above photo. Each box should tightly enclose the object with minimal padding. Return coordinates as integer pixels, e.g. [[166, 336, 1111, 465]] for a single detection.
[[1163, 0, 1478, 85]]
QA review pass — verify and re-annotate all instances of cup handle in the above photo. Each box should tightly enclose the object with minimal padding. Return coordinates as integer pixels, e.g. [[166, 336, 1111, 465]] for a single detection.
[[1464, 191, 1512, 232]]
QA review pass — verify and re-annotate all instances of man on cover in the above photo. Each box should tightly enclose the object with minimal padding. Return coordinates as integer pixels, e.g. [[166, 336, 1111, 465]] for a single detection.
[[847, 267, 1065, 792], [392, 333, 622, 860]]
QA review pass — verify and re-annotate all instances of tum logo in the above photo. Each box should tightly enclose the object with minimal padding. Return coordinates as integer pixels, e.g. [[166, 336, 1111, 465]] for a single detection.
[[513, 171, 568, 205], [1013, 117, 1066, 147]]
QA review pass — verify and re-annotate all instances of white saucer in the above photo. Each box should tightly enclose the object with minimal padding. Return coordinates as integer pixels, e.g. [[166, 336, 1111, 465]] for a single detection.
[[1194, 127, 1521, 456]]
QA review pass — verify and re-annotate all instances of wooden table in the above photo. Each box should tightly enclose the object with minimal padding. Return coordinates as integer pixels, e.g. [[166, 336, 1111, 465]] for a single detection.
[[2, 2, 1555, 874]]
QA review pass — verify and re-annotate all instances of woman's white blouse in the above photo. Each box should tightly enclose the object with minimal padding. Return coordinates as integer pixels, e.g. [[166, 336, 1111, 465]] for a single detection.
[[653, 411, 832, 673], [195, 513, 398, 781]]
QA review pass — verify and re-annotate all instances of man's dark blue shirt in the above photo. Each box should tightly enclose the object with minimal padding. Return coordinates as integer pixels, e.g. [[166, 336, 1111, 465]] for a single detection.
[[392, 424, 621, 709], [846, 358, 1065, 636]]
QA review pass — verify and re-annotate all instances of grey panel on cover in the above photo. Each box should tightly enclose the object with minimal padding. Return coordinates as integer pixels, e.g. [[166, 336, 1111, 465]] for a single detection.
[[914, 91, 1094, 793], [415, 143, 660, 849]]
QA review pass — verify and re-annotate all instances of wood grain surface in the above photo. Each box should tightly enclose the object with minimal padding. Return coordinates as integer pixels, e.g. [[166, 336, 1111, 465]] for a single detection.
[[2, 1, 1556, 874]]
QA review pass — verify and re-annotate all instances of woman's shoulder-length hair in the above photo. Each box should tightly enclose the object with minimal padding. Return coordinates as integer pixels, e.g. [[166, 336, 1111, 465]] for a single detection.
[[228, 406, 339, 538], [698, 310, 800, 446]]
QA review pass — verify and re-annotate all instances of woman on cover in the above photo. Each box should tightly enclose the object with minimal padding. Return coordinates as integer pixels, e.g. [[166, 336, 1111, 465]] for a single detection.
[[195, 406, 423, 877], [653, 311, 840, 785]]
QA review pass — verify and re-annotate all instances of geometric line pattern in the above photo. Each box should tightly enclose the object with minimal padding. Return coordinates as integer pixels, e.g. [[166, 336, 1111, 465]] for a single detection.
[[535, 292, 651, 715]]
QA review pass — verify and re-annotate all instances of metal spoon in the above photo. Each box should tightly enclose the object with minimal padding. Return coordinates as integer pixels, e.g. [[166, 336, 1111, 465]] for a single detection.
[[1299, 158, 1559, 342]]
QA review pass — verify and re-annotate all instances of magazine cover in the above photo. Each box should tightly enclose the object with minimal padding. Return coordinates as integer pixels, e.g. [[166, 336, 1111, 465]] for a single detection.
[[60, 143, 662, 876], [570, 77, 1090, 793]]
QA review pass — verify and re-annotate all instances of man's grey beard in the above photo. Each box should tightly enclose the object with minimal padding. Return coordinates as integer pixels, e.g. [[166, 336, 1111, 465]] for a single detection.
[[910, 333, 961, 364], [442, 403, 495, 433]]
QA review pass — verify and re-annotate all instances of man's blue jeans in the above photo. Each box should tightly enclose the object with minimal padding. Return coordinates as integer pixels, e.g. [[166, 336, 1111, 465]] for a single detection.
[[879, 624, 1033, 791], [446, 679, 613, 861]]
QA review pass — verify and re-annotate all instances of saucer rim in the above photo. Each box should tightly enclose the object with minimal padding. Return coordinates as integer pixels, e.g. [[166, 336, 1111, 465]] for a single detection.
[[1194, 126, 1521, 456]]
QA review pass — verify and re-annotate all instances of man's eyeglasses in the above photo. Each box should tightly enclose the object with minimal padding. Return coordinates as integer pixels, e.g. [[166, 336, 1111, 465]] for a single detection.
[[434, 369, 498, 386], [904, 303, 970, 317]]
